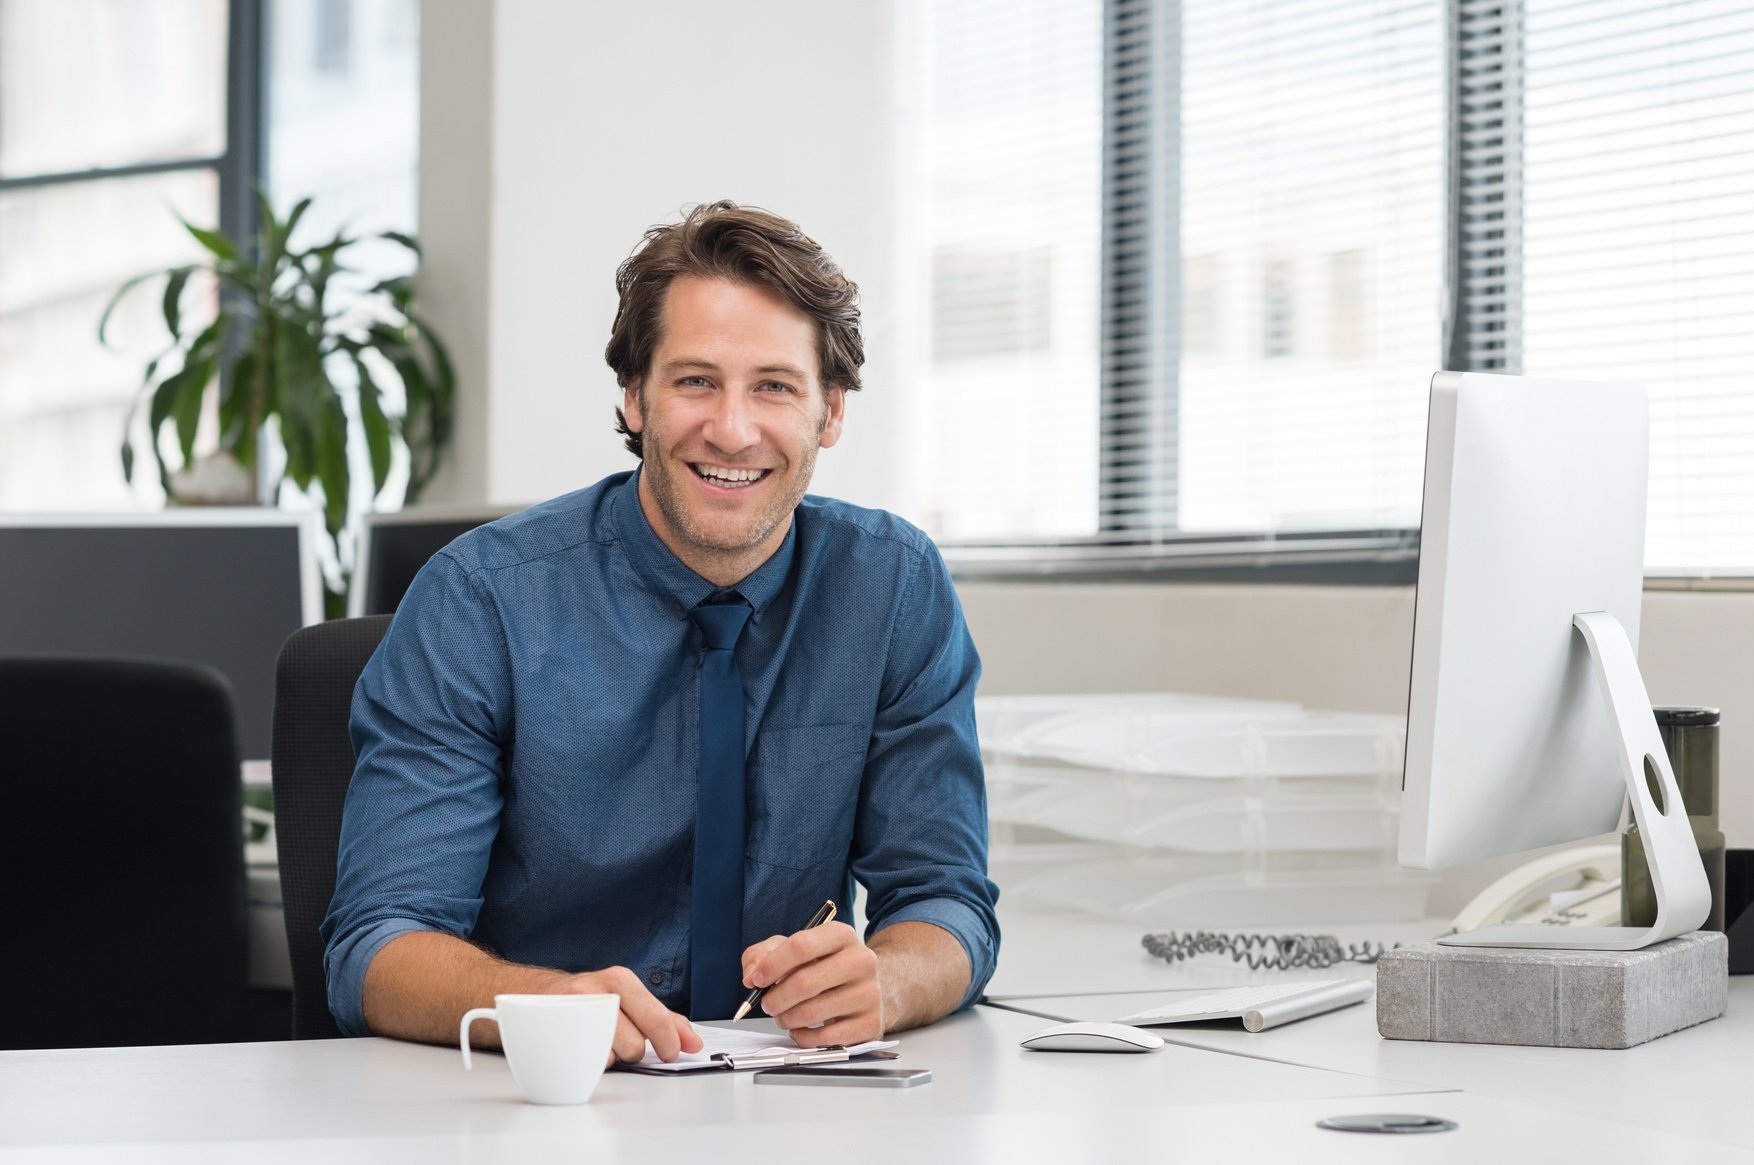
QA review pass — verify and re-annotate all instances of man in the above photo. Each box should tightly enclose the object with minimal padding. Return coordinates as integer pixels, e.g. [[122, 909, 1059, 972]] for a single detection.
[[323, 201, 999, 1064]]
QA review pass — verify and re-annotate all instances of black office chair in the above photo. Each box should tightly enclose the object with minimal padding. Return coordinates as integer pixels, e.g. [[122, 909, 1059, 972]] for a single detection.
[[0, 658, 249, 1049], [271, 615, 392, 1040]]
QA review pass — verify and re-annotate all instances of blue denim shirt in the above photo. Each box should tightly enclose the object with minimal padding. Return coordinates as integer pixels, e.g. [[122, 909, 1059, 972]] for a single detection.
[[322, 470, 999, 1035]]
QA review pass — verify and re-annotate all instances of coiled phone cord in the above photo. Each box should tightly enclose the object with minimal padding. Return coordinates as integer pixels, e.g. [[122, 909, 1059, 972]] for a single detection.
[[1141, 930, 1395, 972]]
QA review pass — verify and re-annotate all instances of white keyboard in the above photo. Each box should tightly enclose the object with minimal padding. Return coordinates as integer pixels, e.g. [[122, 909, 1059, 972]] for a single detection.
[[1114, 978, 1375, 1033]]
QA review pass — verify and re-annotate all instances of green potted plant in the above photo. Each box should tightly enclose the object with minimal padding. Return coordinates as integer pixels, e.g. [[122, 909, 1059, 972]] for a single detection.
[[99, 193, 456, 606]]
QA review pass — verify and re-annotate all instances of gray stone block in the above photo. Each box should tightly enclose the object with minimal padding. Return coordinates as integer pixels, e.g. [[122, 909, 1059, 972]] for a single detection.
[[1376, 931, 1727, 1049]]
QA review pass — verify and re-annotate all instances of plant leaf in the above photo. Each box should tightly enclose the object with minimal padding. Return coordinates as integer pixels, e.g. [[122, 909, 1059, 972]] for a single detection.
[[148, 365, 193, 494], [170, 373, 205, 464], [314, 394, 351, 535], [171, 350, 217, 465], [280, 197, 312, 257], [390, 349, 439, 499], [161, 267, 194, 339], [98, 268, 182, 346], [220, 349, 257, 453], [408, 311, 458, 409], [149, 320, 224, 474], [148, 367, 185, 447], [180, 217, 238, 261], [119, 356, 163, 484], [380, 230, 422, 258], [352, 354, 394, 496], [254, 188, 279, 252], [134, 300, 221, 497], [273, 323, 318, 489], [286, 320, 336, 491]]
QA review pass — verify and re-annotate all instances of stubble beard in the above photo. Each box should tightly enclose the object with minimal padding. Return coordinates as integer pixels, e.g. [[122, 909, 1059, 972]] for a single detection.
[[641, 424, 821, 563]]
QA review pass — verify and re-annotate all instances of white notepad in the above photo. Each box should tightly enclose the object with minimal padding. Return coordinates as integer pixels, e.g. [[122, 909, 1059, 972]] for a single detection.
[[631, 1024, 899, 1072], [1113, 978, 1375, 1033]]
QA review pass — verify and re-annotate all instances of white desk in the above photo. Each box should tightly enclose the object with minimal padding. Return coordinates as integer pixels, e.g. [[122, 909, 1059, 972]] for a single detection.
[[1, 1007, 1453, 1161], [990, 905, 1754, 1155], [3, 906, 1748, 1162], [5, 1009, 1744, 1164]]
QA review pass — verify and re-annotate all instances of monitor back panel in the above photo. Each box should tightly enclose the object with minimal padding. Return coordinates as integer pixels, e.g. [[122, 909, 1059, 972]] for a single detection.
[[0, 523, 311, 760], [357, 510, 517, 616], [1400, 371, 1647, 869]]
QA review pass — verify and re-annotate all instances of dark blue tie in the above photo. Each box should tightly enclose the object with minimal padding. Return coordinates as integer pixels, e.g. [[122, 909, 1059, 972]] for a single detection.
[[686, 594, 753, 1020]]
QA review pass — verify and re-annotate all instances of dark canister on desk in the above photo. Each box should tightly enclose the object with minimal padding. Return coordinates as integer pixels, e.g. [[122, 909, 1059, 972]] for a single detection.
[[1622, 706, 1726, 931]]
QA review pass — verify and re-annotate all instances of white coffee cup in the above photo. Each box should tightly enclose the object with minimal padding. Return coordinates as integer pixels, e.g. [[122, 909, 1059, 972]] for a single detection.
[[459, 993, 621, 1105]]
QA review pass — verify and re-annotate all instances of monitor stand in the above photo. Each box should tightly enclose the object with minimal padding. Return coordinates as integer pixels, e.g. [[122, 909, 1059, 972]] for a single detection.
[[1437, 611, 1712, 951]]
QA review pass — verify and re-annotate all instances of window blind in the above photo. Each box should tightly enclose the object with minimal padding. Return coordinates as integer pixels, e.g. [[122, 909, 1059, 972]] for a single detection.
[[1517, 0, 1754, 572], [1449, 0, 1525, 373], [911, 0, 1105, 541], [911, 0, 1753, 578], [1099, 0, 1178, 533], [1172, 0, 1445, 534]]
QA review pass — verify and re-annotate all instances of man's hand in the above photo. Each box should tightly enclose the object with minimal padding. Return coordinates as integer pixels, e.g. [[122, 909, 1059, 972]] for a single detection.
[[362, 932, 702, 1065], [740, 922, 883, 1047], [559, 966, 705, 1066]]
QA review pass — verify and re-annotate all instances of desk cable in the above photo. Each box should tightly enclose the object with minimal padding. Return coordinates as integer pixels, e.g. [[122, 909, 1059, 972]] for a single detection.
[[1142, 931, 1396, 972]]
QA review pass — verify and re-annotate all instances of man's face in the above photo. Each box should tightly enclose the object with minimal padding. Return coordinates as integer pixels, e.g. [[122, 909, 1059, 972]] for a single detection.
[[623, 275, 845, 583]]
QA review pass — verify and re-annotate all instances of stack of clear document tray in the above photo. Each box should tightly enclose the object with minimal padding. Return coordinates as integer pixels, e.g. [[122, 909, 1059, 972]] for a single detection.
[[978, 693, 1433, 925]]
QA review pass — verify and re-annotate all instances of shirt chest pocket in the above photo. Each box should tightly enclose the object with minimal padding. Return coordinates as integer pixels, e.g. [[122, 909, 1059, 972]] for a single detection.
[[745, 722, 867, 871]]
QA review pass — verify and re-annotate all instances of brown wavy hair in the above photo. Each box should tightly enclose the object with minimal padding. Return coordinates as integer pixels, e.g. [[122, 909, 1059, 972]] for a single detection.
[[606, 201, 864, 458]]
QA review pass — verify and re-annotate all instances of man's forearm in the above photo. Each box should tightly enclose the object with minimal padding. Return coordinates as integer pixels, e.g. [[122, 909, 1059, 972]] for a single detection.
[[868, 921, 973, 1033], [362, 931, 572, 1047]]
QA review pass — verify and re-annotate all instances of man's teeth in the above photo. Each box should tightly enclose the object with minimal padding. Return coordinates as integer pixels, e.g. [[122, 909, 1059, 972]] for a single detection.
[[695, 465, 765, 486]]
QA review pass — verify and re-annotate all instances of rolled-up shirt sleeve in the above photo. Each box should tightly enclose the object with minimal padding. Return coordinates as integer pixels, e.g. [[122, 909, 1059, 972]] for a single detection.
[[321, 551, 512, 1036], [855, 542, 1000, 1010]]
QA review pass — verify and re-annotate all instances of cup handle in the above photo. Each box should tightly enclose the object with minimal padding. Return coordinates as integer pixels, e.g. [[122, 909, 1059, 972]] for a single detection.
[[459, 1007, 498, 1070]]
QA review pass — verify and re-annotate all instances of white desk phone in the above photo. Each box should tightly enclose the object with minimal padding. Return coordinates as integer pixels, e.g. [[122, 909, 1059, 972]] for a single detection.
[[1449, 844, 1624, 932]]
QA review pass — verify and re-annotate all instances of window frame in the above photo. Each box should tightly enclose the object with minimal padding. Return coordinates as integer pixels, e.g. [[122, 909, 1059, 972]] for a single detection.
[[0, 0, 263, 281]]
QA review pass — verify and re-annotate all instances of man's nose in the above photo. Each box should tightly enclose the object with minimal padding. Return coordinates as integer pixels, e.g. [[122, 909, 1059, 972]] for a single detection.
[[704, 388, 759, 452]]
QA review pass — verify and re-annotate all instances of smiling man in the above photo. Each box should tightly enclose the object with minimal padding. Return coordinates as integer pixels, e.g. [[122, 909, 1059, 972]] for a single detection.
[[322, 202, 999, 1065]]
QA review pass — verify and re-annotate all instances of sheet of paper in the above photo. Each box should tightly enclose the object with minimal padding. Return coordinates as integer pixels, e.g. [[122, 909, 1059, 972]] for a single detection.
[[631, 1024, 898, 1072]]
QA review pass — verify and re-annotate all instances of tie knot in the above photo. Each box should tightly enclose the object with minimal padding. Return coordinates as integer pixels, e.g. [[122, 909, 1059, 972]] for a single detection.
[[689, 598, 751, 651]]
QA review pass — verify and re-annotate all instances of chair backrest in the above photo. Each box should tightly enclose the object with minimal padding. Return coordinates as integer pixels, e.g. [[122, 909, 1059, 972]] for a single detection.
[[0, 658, 248, 1049], [271, 615, 392, 1039]]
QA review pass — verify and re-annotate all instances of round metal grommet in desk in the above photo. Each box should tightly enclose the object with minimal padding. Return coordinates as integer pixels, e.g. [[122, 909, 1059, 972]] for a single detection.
[[1317, 1114, 1458, 1134]]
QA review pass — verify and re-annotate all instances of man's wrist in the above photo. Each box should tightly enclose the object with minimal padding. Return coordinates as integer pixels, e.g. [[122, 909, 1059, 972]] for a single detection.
[[869, 920, 970, 1033]]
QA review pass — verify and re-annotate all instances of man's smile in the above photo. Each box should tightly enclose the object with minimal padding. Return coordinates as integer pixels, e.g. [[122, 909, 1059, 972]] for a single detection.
[[690, 463, 773, 490]]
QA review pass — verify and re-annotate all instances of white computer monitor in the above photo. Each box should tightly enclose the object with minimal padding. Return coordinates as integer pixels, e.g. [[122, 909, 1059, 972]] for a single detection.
[[1398, 371, 1710, 950], [349, 504, 524, 617], [0, 509, 322, 761]]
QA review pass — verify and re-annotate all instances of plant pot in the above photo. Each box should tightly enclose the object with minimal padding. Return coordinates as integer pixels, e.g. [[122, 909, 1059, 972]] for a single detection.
[[168, 451, 259, 507]]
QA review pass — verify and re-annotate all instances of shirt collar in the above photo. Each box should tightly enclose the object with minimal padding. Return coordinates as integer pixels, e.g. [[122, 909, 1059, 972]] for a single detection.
[[611, 468, 797, 623]]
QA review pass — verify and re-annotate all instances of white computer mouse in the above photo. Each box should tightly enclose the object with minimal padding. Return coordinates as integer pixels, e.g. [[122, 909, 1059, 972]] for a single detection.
[[1019, 1021, 1166, 1053]]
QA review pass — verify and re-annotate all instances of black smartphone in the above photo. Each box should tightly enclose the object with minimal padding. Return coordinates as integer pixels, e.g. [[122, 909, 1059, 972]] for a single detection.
[[753, 1066, 932, 1088]]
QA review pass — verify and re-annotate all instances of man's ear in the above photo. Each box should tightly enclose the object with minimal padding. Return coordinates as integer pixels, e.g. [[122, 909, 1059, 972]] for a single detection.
[[818, 386, 847, 449], [623, 381, 645, 433]]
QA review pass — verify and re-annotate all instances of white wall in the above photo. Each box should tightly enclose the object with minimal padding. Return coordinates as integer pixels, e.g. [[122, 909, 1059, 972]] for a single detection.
[[418, 0, 907, 511]]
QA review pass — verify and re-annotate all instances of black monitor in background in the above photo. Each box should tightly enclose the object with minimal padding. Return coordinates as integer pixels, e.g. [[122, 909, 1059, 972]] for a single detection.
[[0, 511, 322, 761], [350, 505, 523, 618]]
